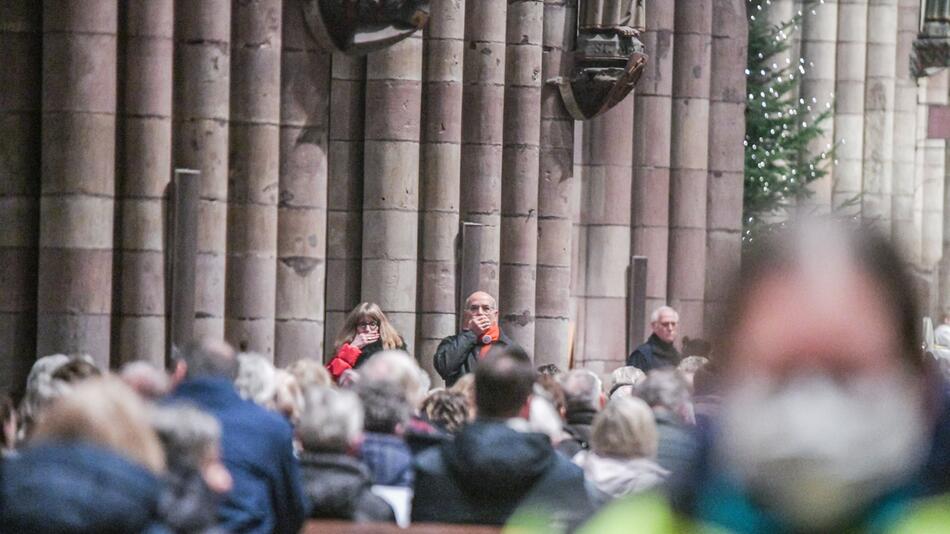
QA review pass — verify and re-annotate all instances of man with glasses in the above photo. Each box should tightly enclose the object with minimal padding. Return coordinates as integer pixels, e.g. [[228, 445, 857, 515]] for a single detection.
[[626, 306, 682, 372], [434, 291, 517, 387]]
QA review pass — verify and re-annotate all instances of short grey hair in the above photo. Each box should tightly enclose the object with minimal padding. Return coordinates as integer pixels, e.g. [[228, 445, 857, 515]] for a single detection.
[[609, 366, 647, 393], [635, 368, 691, 413], [20, 354, 88, 427], [357, 380, 411, 434], [298, 386, 363, 453], [650, 306, 679, 324], [560, 369, 603, 413], [180, 338, 238, 380], [359, 350, 425, 409], [234, 353, 277, 407], [151, 403, 221, 472]]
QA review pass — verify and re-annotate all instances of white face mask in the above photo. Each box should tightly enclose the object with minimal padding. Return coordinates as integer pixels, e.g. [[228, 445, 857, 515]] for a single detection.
[[715, 374, 928, 531]]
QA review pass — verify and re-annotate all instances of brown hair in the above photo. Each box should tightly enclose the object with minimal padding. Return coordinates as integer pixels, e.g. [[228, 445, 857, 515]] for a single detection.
[[420, 390, 469, 433], [333, 302, 404, 353]]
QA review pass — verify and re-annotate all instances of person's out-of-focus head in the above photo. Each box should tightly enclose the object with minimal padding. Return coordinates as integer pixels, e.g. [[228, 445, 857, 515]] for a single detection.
[[356, 380, 411, 435], [234, 352, 277, 408], [608, 366, 647, 397], [535, 374, 567, 419], [358, 349, 425, 409], [119, 360, 170, 400], [31, 376, 165, 474], [561, 369, 605, 415], [529, 395, 566, 444], [590, 396, 659, 460], [650, 306, 679, 344], [19, 354, 96, 437], [298, 386, 364, 454], [286, 358, 333, 390], [609, 384, 636, 400], [676, 356, 710, 388], [179, 338, 238, 381], [273, 369, 305, 425], [449, 372, 477, 419], [151, 403, 232, 495], [712, 221, 932, 531], [536, 363, 562, 377], [634, 369, 692, 423], [50, 357, 101, 384], [420, 389, 469, 433], [474, 346, 535, 420]]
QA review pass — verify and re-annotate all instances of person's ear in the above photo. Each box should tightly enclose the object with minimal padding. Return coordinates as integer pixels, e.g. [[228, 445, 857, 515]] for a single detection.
[[171, 360, 187, 386]]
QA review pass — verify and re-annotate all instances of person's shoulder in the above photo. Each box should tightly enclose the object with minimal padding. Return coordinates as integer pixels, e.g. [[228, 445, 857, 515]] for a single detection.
[[412, 442, 447, 475]]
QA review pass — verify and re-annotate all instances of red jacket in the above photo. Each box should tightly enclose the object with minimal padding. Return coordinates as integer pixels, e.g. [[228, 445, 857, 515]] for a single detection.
[[326, 343, 363, 382]]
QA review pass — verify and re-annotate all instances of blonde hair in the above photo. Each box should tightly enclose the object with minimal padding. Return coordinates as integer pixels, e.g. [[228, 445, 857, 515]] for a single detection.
[[273, 370, 305, 424], [31, 377, 166, 473], [590, 396, 659, 460], [334, 302, 404, 352], [286, 358, 332, 389]]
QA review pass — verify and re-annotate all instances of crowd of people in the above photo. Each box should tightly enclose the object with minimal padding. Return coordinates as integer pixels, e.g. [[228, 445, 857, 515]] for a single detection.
[[1, 222, 950, 533]]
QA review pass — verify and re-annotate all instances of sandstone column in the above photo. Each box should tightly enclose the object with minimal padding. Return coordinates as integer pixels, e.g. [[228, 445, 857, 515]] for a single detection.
[[0, 1, 41, 392], [705, 0, 747, 334], [460, 0, 507, 297], [225, 0, 282, 356], [174, 0, 231, 340], [667, 1, 712, 338], [861, 0, 898, 232], [116, 0, 173, 367], [832, 0, 868, 213], [324, 53, 365, 359], [500, 0, 543, 352], [38, 0, 118, 366], [275, 0, 331, 366], [361, 36, 423, 353], [632, 0, 674, 333], [920, 72, 947, 273], [799, 0, 837, 211], [420, 0, 465, 378], [891, 0, 920, 260], [536, 0, 576, 368]]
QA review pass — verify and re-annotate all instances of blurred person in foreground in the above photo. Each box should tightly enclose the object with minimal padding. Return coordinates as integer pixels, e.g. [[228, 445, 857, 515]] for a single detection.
[[355, 380, 414, 488], [557, 369, 605, 457], [166, 338, 305, 534], [420, 389, 470, 434], [607, 365, 647, 400], [578, 222, 950, 534], [635, 368, 697, 476], [297, 386, 395, 523], [413, 346, 596, 526], [434, 291, 517, 387]]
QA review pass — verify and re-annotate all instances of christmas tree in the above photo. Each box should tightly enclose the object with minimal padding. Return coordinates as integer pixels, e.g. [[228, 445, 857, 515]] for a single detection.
[[743, 0, 835, 245]]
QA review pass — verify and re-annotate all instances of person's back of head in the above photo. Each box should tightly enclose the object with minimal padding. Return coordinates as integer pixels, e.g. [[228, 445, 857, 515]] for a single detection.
[[120, 360, 170, 400], [560, 369, 604, 414], [591, 396, 659, 460], [474, 346, 536, 420], [609, 366, 646, 396], [298, 386, 364, 453], [151, 402, 232, 494], [286, 358, 332, 389], [234, 352, 277, 407], [536, 363, 562, 377], [180, 338, 238, 381], [50, 357, 101, 384], [358, 349, 426, 409], [420, 390, 469, 433], [357, 380, 411, 435], [273, 370, 305, 424], [635, 368, 691, 421]]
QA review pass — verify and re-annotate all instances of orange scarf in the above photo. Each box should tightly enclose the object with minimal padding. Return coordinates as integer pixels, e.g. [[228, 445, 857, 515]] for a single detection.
[[478, 324, 501, 359]]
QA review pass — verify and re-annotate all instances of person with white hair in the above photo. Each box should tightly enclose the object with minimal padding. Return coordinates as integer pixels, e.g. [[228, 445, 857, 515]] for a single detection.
[[557, 369, 606, 458], [297, 387, 396, 523], [626, 306, 682, 372], [607, 366, 646, 399], [234, 353, 277, 408], [635, 368, 697, 476], [18, 353, 95, 439]]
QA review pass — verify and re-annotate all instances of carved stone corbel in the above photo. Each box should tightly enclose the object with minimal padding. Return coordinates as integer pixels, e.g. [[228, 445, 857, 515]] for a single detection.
[[301, 0, 430, 55]]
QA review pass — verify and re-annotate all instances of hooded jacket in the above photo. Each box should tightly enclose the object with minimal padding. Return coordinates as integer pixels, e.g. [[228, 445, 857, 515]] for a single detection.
[[412, 420, 596, 525], [299, 451, 395, 523]]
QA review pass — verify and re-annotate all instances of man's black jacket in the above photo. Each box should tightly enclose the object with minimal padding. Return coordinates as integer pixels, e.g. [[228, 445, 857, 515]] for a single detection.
[[433, 329, 516, 387]]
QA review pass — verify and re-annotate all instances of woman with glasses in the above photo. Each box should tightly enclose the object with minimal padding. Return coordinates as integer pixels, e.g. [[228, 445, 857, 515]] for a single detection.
[[327, 303, 406, 382]]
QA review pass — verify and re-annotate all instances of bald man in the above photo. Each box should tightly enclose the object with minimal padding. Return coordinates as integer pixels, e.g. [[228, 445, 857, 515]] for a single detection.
[[434, 291, 517, 387]]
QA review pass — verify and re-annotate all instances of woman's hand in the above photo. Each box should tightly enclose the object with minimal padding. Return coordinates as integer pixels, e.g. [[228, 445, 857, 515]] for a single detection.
[[351, 331, 380, 349]]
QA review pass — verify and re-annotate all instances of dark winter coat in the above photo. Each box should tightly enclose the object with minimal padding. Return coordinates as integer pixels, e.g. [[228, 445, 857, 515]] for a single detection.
[[556, 407, 598, 459], [299, 451, 396, 523], [655, 412, 699, 477], [167, 377, 306, 534], [433, 330, 517, 387], [412, 420, 597, 525], [360, 432, 414, 487], [626, 334, 681, 372]]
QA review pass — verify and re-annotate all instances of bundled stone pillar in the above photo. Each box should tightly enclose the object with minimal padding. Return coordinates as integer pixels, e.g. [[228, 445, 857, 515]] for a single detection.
[[535, 0, 576, 368], [361, 36, 423, 353], [862, 0, 899, 232], [275, 1, 331, 366], [38, 1, 118, 366], [920, 72, 947, 272], [832, 0, 868, 212], [704, 0, 747, 334], [324, 53, 365, 358], [800, 0, 838, 211], [419, 0, 465, 380], [667, 1, 712, 338], [116, 0, 173, 367], [632, 0, 674, 332], [892, 0, 921, 261], [0, 1, 41, 392], [174, 0, 231, 340], [500, 0, 543, 352], [460, 0, 507, 297]]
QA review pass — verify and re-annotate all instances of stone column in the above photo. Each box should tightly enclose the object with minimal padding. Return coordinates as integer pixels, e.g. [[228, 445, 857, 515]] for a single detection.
[[38, 1, 118, 366], [632, 0, 674, 332], [275, 0, 331, 366], [500, 0, 543, 352], [460, 0, 507, 296], [225, 0, 282, 356], [861, 0, 898, 232], [577, 100, 633, 374], [667, 1, 712, 338], [324, 53, 364, 360], [361, 36, 423, 353], [832, 0, 868, 212], [535, 0, 576, 368], [174, 0, 231, 340], [0, 1, 41, 393], [419, 0, 465, 381], [799, 0, 837, 211], [766, 0, 798, 70], [920, 72, 947, 273], [705, 0, 747, 334], [891, 0, 920, 261], [115, 0, 173, 367]]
